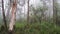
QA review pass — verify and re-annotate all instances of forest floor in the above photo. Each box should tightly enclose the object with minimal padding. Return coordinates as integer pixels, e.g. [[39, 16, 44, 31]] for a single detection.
[[0, 21, 60, 34]]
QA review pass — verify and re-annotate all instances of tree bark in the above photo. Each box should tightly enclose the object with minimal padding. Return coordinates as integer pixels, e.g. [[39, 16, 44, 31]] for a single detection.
[[53, 0, 57, 23], [8, 0, 17, 34], [27, 0, 29, 23], [2, 0, 7, 31], [6, 0, 11, 23]]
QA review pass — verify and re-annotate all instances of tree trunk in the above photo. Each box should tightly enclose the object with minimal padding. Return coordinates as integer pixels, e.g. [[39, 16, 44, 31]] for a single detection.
[[27, 0, 29, 23], [53, 0, 57, 23], [8, 0, 17, 34], [2, 0, 7, 31], [6, 0, 11, 23]]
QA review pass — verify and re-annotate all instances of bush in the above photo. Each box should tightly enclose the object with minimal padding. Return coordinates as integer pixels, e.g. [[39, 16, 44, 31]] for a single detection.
[[0, 22, 60, 34], [14, 22, 60, 34]]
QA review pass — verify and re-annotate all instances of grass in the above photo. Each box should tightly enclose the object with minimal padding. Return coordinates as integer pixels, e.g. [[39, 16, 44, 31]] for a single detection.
[[14, 21, 60, 34], [0, 21, 60, 34]]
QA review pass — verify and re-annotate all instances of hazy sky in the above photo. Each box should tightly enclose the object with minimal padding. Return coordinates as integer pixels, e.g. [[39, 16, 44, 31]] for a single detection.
[[0, 0, 60, 19]]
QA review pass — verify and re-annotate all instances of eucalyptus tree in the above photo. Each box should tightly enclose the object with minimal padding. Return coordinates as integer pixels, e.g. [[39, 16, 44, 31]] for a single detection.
[[2, 0, 7, 31], [39, 0, 48, 22], [6, 0, 11, 23], [8, 0, 17, 34], [53, 0, 57, 23], [27, 0, 29, 23]]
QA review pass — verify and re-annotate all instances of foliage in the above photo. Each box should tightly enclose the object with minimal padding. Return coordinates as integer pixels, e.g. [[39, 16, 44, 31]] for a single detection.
[[5, 22, 60, 34], [0, 21, 60, 34]]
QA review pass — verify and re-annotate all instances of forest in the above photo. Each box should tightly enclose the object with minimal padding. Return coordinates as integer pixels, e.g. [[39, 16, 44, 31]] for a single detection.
[[0, 0, 60, 34]]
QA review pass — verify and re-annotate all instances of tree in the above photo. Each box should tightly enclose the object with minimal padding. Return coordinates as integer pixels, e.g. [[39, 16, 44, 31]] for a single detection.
[[29, 4, 48, 23], [27, 0, 29, 23], [53, 0, 57, 23], [6, 0, 11, 23], [2, 0, 7, 31], [8, 0, 17, 34]]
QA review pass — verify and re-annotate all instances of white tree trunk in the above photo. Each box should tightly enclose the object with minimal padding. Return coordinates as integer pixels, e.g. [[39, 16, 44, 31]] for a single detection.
[[9, 0, 16, 31]]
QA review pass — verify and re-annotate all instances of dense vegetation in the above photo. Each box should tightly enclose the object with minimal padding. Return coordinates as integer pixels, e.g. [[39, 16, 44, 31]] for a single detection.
[[0, 21, 60, 34]]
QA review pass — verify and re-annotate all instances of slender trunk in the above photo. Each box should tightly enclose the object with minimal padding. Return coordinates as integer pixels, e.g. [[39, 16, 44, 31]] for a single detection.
[[6, 0, 11, 22], [2, 0, 7, 31], [26, 0, 30, 29], [23, 0, 25, 21], [53, 0, 57, 23], [27, 0, 29, 23]]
